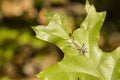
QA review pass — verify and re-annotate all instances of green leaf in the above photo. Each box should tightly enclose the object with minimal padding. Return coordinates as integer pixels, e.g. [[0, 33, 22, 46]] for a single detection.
[[32, 13, 71, 43], [32, 0, 120, 80]]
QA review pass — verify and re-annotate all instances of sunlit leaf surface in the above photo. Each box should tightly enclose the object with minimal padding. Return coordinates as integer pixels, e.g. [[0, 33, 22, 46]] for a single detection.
[[32, 0, 120, 80]]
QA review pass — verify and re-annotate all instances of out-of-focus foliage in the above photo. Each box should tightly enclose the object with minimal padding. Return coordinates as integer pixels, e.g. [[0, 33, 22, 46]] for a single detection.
[[0, 27, 46, 62], [0, 26, 47, 80]]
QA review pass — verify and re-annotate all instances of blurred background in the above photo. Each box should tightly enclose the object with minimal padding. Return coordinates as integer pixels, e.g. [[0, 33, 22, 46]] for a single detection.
[[0, 0, 120, 80]]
